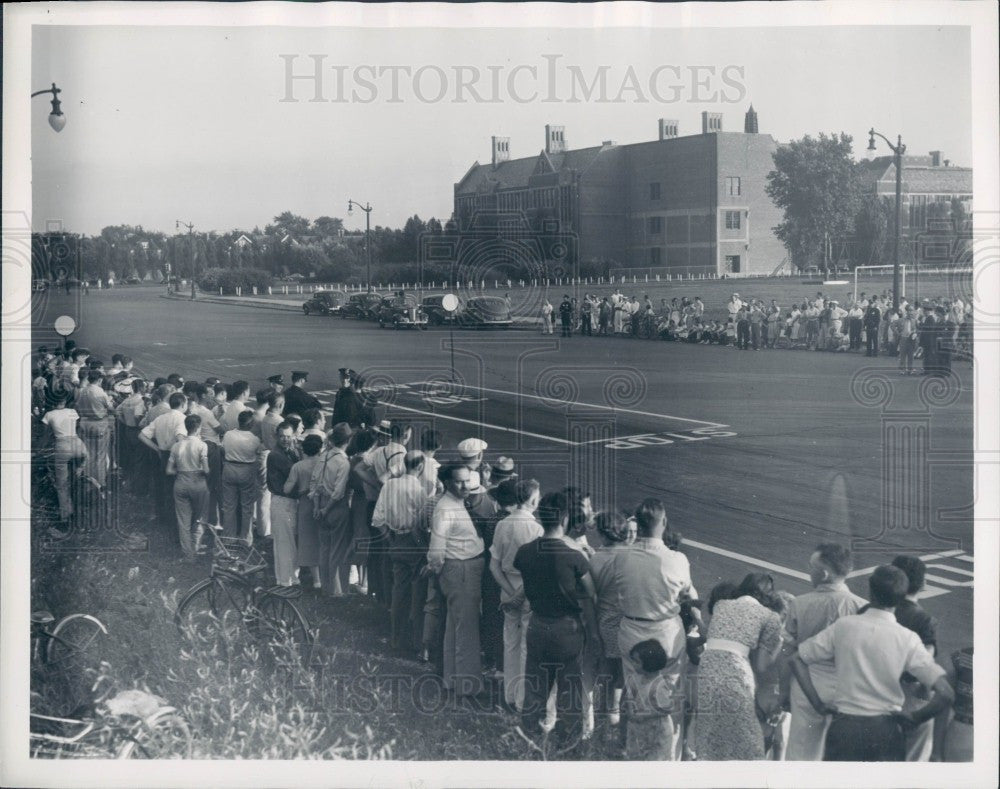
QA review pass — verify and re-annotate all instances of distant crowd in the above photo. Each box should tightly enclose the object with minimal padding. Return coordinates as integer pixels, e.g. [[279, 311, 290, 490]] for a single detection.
[[30, 346, 973, 761], [539, 289, 972, 373]]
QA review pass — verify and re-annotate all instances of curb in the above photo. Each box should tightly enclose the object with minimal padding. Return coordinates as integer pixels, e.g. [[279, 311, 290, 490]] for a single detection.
[[161, 294, 540, 329]]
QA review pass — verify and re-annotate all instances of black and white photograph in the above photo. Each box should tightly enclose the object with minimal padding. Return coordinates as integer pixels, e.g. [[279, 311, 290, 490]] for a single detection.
[[2, 2, 997, 786]]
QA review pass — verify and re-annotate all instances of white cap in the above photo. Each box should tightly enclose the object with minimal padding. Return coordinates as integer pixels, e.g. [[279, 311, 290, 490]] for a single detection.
[[465, 470, 486, 494], [457, 437, 488, 457]]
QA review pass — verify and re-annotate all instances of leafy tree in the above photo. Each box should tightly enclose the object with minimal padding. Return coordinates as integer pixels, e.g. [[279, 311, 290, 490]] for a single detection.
[[852, 194, 891, 268], [265, 211, 311, 239], [312, 216, 344, 240], [766, 133, 862, 271]]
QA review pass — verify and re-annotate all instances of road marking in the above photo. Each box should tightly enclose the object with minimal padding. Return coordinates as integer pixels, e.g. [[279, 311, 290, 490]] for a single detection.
[[848, 550, 973, 599], [375, 400, 575, 445], [682, 538, 812, 582], [407, 380, 728, 427], [927, 563, 974, 577]]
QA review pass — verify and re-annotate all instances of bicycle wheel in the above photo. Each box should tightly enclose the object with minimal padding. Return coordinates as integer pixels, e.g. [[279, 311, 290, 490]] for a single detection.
[[248, 593, 313, 663], [46, 614, 108, 666], [117, 707, 193, 759], [174, 576, 250, 642]]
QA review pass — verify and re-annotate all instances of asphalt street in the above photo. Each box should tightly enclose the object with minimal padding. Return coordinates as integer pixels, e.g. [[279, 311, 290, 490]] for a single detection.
[[33, 286, 975, 659]]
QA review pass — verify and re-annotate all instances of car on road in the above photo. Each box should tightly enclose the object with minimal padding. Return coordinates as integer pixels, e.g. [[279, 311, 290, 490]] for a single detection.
[[340, 292, 384, 321], [302, 290, 347, 316], [124, 276, 142, 285], [458, 296, 513, 328], [422, 293, 462, 325], [377, 291, 428, 330], [32, 279, 49, 292]]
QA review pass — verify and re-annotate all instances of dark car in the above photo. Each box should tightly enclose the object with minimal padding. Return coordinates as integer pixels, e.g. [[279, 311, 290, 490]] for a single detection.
[[421, 293, 462, 326], [458, 296, 513, 328], [377, 291, 428, 330], [125, 276, 142, 285], [341, 292, 385, 321], [302, 290, 346, 316]]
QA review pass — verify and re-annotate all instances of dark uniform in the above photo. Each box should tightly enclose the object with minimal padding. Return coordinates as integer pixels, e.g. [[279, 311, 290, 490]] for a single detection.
[[864, 305, 882, 357], [559, 297, 573, 337], [333, 386, 365, 427], [282, 371, 321, 418]]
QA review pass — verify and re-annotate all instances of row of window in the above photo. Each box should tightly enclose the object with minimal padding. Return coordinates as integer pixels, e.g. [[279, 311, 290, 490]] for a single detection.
[[648, 176, 741, 201], [646, 211, 741, 235]]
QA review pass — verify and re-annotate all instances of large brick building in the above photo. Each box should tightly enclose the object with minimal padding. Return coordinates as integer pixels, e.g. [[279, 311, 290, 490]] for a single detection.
[[453, 108, 786, 276]]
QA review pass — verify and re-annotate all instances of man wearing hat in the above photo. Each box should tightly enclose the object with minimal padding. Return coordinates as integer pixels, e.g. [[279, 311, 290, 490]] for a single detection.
[[267, 374, 285, 395], [457, 437, 491, 488], [465, 469, 504, 678], [332, 368, 365, 428], [489, 457, 516, 490], [283, 371, 322, 419]]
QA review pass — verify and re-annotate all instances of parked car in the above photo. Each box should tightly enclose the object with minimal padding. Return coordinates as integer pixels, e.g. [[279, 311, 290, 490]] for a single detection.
[[421, 293, 462, 325], [458, 296, 513, 328], [302, 290, 346, 316], [377, 291, 428, 330], [32, 279, 48, 292], [124, 276, 142, 285], [340, 292, 385, 321]]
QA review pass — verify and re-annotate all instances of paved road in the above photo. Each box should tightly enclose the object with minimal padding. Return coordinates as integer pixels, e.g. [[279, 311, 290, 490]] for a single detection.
[[34, 288, 975, 659]]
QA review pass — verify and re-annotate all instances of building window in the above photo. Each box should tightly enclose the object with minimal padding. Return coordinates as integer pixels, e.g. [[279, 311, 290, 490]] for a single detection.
[[724, 210, 741, 230], [726, 177, 741, 196], [647, 216, 663, 235], [650, 182, 661, 201], [724, 255, 741, 273], [650, 247, 662, 266]]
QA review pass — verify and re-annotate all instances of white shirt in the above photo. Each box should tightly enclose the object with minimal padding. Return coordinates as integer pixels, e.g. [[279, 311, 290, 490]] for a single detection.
[[614, 537, 696, 620], [490, 509, 544, 600], [365, 441, 407, 483], [799, 607, 946, 716], [372, 474, 428, 535], [420, 455, 441, 496], [140, 409, 187, 451], [428, 493, 484, 571], [43, 407, 80, 440]]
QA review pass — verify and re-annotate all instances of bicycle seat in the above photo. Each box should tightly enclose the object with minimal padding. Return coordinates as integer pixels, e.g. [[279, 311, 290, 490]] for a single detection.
[[32, 610, 56, 626]]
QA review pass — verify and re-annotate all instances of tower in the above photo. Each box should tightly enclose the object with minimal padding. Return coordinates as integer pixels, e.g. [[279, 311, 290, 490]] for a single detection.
[[744, 104, 759, 134]]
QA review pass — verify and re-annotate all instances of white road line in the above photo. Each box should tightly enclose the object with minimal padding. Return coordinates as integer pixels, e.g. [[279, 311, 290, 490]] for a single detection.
[[919, 549, 965, 561], [955, 554, 974, 563], [927, 564, 975, 577], [407, 380, 728, 428], [376, 400, 575, 445], [924, 573, 973, 588], [682, 538, 812, 582]]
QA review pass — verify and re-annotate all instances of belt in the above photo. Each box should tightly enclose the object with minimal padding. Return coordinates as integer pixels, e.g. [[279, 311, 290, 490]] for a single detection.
[[225, 459, 257, 465], [623, 613, 676, 623], [704, 637, 750, 659], [532, 612, 581, 622]]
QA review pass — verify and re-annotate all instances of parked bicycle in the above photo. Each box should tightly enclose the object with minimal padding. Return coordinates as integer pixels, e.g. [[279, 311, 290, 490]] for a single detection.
[[175, 528, 314, 665], [32, 609, 108, 668]]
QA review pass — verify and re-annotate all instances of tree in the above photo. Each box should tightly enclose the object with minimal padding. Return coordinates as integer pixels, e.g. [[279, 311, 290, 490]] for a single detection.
[[852, 194, 891, 268], [312, 216, 344, 240], [766, 133, 862, 272], [265, 211, 311, 239]]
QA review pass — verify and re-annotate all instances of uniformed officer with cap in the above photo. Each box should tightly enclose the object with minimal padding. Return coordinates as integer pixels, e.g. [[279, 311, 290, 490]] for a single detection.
[[332, 367, 366, 428], [267, 374, 285, 395], [457, 437, 492, 487], [283, 370, 322, 418], [205, 376, 221, 387]]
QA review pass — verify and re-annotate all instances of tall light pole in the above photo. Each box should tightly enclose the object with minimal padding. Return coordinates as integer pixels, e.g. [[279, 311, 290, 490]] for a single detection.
[[32, 82, 66, 132], [867, 128, 906, 310], [348, 200, 373, 292], [176, 220, 195, 298]]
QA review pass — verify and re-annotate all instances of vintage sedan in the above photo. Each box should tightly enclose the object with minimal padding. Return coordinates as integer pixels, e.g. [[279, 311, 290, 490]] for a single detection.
[[421, 293, 462, 325], [377, 291, 428, 329], [340, 292, 386, 320], [458, 296, 513, 328], [302, 290, 346, 316]]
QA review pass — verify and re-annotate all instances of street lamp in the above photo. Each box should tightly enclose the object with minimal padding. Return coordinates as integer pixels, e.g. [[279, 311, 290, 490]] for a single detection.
[[867, 128, 906, 310], [348, 200, 373, 292], [176, 220, 195, 298], [32, 83, 66, 132]]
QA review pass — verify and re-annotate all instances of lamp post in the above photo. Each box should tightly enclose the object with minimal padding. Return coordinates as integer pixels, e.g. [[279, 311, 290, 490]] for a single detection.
[[176, 220, 195, 298], [867, 128, 906, 310], [348, 200, 373, 292], [32, 83, 66, 132]]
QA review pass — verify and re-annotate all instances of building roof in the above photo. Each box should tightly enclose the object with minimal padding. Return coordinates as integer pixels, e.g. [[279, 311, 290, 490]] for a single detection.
[[860, 156, 972, 194], [456, 144, 610, 194]]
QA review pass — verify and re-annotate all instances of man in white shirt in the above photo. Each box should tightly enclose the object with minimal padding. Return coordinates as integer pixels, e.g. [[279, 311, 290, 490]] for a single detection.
[[166, 413, 210, 560], [375, 450, 430, 656], [791, 565, 954, 761], [428, 463, 484, 698], [139, 392, 189, 528], [726, 293, 743, 323], [489, 478, 543, 712], [219, 380, 250, 433], [42, 393, 89, 522]]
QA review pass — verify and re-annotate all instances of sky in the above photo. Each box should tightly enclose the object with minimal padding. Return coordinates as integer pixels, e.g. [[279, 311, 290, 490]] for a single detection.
[[30, 24, 972, 235]]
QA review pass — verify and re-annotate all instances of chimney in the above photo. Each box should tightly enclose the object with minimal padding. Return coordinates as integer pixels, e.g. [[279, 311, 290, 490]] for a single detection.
[[491, 135, 510, 168], [701, 111, 723, 134], [944, 159, 951, 167], [929, 150, 943, 167], [744, 105, 759, 134], [658, 118, 679, 140], [545, 124, 566, 154]]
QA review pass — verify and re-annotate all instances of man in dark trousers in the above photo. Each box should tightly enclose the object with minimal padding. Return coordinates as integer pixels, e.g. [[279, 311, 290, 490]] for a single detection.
[[919, 306, 938, 374], [282, 370, 321, 419], [559, 295, 573, 338], [863, 302, 882, 357], [933, 306, 953, 376], [332, 368, 365, 428]]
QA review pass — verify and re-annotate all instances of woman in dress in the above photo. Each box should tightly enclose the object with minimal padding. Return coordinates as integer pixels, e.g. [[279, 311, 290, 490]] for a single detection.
[[695, 573, 784, 760], [590, 512, 633, 727], [284, 433, 324, 590]]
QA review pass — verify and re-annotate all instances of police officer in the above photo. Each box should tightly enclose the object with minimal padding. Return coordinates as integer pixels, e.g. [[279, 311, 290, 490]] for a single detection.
[[267, 374, 285, 395], [282, 370, 321, 418], [332, 368, 366, 428], [864, 301, 882, 357], [558, 295, 573, 337], [457, 438, 492, 487]]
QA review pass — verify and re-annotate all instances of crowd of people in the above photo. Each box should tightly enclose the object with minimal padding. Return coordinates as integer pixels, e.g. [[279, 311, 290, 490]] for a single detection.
[[540, 289, 973, 373], [30, 343, 973, 762]]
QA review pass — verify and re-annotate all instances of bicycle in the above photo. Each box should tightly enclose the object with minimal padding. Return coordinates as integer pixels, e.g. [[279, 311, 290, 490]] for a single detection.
[[174, 529, 314, 665], [32, 609, 108, 668], [31, 675, 193, 759]]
